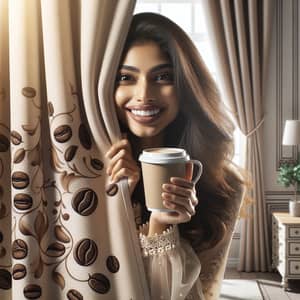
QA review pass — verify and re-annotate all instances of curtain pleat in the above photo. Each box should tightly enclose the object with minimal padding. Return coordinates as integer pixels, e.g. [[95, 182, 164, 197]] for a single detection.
[[202, 0, 274, 272], [0, 0, 151, 299]]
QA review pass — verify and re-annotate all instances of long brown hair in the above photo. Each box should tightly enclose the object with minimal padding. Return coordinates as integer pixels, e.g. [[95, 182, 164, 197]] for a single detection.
[[120, 13, 244, 252]]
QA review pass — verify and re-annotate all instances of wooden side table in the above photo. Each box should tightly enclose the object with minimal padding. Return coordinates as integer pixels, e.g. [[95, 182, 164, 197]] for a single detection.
[[272, 212, 300, 289]]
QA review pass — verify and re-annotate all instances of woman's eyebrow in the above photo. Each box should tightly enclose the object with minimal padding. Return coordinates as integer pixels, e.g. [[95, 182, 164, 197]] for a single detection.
[[119, 63, 172, 73]]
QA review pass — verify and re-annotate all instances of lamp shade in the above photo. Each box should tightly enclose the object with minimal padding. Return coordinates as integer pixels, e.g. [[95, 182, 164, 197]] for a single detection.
[[282, 120, 300, 145]]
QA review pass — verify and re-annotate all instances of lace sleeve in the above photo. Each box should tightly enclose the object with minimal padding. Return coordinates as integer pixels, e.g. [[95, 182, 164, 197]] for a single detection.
[[138, 223, 204, 300]]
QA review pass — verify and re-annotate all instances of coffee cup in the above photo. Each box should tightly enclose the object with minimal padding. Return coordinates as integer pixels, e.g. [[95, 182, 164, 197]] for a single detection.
[[138, 147, 202, 211]]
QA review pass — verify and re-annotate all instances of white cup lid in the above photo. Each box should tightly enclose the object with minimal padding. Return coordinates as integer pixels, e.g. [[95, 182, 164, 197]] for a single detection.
[[138, 147, 190, 164]]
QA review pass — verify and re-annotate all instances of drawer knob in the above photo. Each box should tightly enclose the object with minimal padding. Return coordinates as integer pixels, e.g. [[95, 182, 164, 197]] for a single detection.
[[296, 247, 300, 251], [295, 265, 299, 270], [295, 230, 299, 234]]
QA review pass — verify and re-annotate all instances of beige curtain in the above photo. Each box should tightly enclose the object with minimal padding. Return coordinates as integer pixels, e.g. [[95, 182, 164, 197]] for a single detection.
[[202, 0, 274, 272], [0, 0, 152, 299]]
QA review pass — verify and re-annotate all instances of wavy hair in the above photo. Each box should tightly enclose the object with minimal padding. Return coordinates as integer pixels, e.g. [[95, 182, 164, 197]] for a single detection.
[[120, 13, 244, 252]]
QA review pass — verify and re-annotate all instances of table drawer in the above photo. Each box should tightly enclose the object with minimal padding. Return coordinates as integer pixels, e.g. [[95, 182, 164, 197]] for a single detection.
[[289, 227, 300, 238], [288, 260, 300, 275], [288, 242, 300, 256]]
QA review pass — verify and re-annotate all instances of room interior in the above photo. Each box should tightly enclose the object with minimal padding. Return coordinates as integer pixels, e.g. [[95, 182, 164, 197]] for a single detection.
[[0, 0, 299, 299]]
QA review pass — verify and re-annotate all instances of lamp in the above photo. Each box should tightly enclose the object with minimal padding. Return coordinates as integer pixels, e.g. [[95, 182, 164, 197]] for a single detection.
[[281, 120, 300, 217], [282, 120, 300, 146]]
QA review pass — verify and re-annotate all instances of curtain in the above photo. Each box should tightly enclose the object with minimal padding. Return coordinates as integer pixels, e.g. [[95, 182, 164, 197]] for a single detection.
[[0, 0, 151, 299], [202, 0, 274, 272]]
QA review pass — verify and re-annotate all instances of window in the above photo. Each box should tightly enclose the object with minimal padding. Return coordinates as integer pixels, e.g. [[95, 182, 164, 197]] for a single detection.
[[134, 0, 246, 166]]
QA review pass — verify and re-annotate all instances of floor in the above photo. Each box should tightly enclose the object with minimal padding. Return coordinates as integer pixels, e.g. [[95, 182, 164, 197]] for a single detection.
[[223, 268, 300, 300]]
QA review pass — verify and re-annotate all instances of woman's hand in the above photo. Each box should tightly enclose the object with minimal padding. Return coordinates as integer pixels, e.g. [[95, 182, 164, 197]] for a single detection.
[[105, 138, 141, 196], [150, 177, 198, 225], [148, 163, 199, 236]]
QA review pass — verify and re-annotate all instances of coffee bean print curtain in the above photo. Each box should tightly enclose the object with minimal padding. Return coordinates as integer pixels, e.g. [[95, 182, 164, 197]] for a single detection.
[[0, 0, 150, 299]]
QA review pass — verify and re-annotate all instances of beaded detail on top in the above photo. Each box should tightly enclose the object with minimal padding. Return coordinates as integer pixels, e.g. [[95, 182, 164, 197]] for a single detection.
[[139, 223, 179, 256]]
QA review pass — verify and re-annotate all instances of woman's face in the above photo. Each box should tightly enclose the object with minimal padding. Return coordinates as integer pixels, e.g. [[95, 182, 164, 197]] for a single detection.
[[115, 41, 179, 139]]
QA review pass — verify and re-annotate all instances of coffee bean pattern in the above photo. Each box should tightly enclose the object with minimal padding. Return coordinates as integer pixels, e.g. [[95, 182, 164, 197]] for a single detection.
[[12, 171, 30, 189], [14, 193, 33, 210], [91, 158, 104, 170], [78, 123, 92, 149], [23, 284, 42, 299], [0, 231, 3, 242], [22, 87, 36, 98], [106, 255, 120, 273], [64, 145, 78, 161], [67, 289, 83, 300], [46, 242, 65, 257], [106, 183, 118, 196], [72, 189, 98, 216], [0, 134, 9, 152], [5, 84, 125, 298], [13, 148, 26, 163], [12, 264, 27, 280], [54, 125, 72, 143], [11, 130, 23, 145], [88, 273, 110, 294], [0, 269, 11, 290], [12, 239, 28, 259], [74, 239, 98, 266]]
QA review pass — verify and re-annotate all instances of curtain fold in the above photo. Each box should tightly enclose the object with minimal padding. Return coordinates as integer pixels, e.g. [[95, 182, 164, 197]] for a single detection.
[[202, 0, 274, 272], [0, 0, 151, 299]]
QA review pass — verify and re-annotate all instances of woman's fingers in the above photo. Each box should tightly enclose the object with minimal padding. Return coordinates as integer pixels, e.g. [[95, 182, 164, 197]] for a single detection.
[[162, 182, 193, 198], [106, 148, 136, 175], [162, 193, 195, 216], [170, 177, 194, 189], [109, 158, 139, 181], [105, 139, 132, 159]]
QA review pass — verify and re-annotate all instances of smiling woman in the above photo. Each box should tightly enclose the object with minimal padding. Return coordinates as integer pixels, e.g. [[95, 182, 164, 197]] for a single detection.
[[106, 12, 245, 300], [115, 42, 179, 143]]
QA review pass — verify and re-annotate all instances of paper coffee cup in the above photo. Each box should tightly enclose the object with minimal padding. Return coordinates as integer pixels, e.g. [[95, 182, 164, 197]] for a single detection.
[[139, 148, 202, 211]]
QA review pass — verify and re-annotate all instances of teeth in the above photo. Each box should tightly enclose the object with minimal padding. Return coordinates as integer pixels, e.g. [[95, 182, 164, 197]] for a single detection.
[[131, 109, 160, 117]]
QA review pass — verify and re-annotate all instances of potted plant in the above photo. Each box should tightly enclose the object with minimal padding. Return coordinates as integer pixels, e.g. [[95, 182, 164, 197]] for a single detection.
[[278, 162, 300, 217]]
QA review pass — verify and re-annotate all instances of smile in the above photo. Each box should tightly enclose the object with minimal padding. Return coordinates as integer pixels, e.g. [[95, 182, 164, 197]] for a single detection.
[[131, 108, 160, 116], [126, 107, 163, 124]]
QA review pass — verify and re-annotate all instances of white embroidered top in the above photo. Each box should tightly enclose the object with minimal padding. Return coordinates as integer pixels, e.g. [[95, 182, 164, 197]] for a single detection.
[[138, 223, 205, 300]]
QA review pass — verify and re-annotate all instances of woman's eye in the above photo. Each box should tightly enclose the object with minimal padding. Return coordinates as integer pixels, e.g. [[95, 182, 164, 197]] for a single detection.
[[116, 74, 133, 83], [155, 72, 174, 83]]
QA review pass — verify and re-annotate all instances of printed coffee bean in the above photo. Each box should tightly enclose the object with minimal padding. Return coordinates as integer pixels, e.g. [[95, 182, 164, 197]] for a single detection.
[[106, 183, 118, 196], [12, 239, 28, 259], [67, 289, 83, 300], [91, 158, 104, 170], [14, 194, 33, 210], [23, 284, 42, 299], [78, 124, 92, 150], [64, 145, 78, 162], [0, 134, 9, 152], [22, 87, 36, 98], [54, 125, 72, 143], [46, 242, 65, 257], [72, 189, 98, 216], [11, 131, 22, 145], [0, 269, 11, 290], [88, 273, 110, 294], [0, 231, 3, 242], [12, 264, 27, 280], [54, 225, 70, 243], [106, 256, 120, 273], [74, 239, 98, 266], [12, 172, 30, 189]]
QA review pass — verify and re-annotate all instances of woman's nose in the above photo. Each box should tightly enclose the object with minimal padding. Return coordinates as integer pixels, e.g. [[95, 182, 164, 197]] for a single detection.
[[135, 79, 154, 102]]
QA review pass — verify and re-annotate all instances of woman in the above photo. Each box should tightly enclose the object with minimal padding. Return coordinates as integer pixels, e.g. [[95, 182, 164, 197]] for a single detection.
[[106, 13, 244, 300]]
